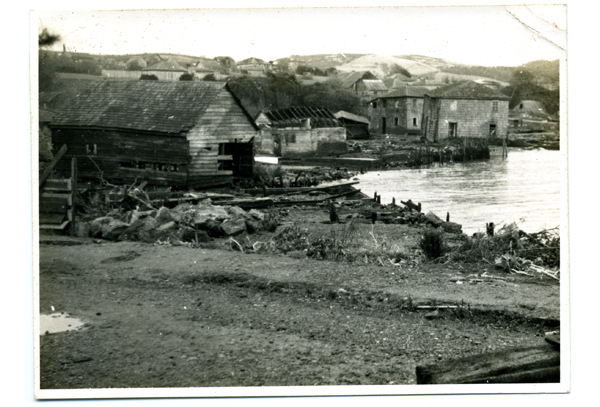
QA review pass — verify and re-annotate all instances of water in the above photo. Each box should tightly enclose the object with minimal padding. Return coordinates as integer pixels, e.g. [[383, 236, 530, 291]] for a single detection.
[[355, 148, 561, 235], [39, 313, 86, 335]]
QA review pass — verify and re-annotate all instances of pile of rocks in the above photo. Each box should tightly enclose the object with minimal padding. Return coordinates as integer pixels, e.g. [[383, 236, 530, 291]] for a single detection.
[[85, 199, 274, 244]]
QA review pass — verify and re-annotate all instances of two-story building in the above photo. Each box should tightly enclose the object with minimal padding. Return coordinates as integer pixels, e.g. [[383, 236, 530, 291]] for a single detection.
[[367, 86, 433, 135], [421, 81, 510, 142]]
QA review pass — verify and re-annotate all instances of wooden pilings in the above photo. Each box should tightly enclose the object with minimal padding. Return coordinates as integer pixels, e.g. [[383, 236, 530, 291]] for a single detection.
[[408, 138, 490, 167]]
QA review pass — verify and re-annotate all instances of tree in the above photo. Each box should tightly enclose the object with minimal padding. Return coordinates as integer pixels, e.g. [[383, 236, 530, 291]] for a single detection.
[[389, 64, 412, 78], [179, 73, 194, 81], [38, 28, 61, 91]]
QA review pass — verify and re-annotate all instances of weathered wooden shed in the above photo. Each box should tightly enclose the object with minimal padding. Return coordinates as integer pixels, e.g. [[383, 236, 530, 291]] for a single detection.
[[50, 80, 259, 188], [421, 81, 510, 142], [334, 111, 370, 140]]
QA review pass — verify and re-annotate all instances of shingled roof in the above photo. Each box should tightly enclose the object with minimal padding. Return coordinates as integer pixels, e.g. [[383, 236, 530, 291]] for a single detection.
[[361, 79, 388, 92], [261, 107, 341, 128], [426, 81, 510, 100], [142, 60, 187, 72], [369, 86, 433, 102], [51, 81, 231, 134]]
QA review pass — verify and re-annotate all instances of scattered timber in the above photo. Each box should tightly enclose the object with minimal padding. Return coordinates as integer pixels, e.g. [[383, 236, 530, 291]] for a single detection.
[[416, 343, 560, 384], [242, 181, 360, 197]]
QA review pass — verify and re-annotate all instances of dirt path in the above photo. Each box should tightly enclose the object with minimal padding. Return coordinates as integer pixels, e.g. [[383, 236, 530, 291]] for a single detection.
[[38, 240, 559, 389]]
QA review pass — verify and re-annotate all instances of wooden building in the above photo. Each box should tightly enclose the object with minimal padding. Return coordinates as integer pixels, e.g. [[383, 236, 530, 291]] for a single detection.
[[336, 71, 379, 93], [334, 111, 370, 140], [255, 107, 346, 157], [50, 81, 259, 188], [367, 86, 433, 135], [141, 60, 188, 81], [421, 81, 510, 142]]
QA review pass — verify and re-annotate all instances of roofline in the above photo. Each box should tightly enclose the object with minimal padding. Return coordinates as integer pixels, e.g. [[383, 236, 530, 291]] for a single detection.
[[225, 82, 260, 131], [48, 124, 188, 137], [424, 95, 511, 100]]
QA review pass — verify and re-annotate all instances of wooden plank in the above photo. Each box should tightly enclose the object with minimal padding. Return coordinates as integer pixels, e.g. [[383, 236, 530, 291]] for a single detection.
[[40, 193, 72, 206], [41, 178, 72, 192], [416, 344, 560, 384], [39, 144, 68, 187], [39, 220, 70, 230], [39, 212, 66, 224], [40, 201, 68, 214]]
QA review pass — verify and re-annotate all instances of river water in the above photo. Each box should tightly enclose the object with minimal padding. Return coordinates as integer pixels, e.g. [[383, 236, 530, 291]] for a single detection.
[[355, 148, 561, 235]]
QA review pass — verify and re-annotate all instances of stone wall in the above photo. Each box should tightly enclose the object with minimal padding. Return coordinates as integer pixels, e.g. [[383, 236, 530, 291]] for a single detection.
[[261, 127, 347, 157], [368, 97, 424, 135], [422, 96, 509, 141]]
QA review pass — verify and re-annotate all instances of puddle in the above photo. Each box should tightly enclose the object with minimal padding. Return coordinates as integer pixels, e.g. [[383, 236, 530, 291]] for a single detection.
[[40, 313, 86, 334]]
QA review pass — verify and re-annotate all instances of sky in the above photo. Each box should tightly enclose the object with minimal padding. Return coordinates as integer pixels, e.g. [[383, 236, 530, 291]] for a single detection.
[[33, 3, 566, 67]]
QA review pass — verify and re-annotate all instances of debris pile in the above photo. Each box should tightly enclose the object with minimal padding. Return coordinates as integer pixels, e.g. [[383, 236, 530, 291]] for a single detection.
[[84, 199, 277, 245]]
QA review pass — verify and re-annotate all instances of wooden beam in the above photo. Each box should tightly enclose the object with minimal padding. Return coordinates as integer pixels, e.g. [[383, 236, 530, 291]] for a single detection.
[[416, 344, 560, 384], [39, 144, 68, 187]]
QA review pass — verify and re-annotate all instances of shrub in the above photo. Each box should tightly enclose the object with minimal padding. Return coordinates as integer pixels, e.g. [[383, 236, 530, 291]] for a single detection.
[[179, 73, 194, 81], [419, 228, 447, 260], [140, 74, 158, 81]]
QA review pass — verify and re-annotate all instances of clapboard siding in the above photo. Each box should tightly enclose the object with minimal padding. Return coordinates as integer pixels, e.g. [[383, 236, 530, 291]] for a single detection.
[[186, 88, 257, 176]]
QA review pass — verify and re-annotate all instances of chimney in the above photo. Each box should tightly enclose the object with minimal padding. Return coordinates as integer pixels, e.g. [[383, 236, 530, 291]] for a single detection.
[[302, 118, 311, 129]]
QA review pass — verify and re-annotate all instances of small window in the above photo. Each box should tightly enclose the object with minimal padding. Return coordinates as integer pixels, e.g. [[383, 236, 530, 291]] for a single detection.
[[489, 124, 497, 136], [382, 100, 387, 108], [85, 144, 97, 155], [285, 134, 296, 144], [413, 118, 418, 126], [520, 103, 524, 109], [372, 101, 378, 109], [492, 100, 499, 112], [394, 117, 399, 126]]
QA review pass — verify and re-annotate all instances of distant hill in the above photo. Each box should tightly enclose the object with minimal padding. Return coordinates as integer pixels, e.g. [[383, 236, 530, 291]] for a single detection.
[[274, 54, 366, 70], [397, 55, 467, 70], [335, 54, 439, 78]]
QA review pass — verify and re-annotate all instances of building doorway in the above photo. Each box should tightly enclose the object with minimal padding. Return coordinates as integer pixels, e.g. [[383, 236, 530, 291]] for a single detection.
[[381, 117, 387, 134]]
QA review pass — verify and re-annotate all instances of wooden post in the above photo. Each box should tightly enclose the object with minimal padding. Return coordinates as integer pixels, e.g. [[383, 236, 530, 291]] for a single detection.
[[446, 212, 450, 222], [486, 222, 495, 237], [69, 157, 77, 236], [376, 195, 381, 204], [463, 138, 466, 163], [39, 144, 68, 187], [392, 197, 396, 205], [329, 201, 339, 224], [374, 191, 378, 202]]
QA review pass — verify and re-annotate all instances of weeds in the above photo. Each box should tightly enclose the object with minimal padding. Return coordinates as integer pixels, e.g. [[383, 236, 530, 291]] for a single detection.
[[419, 228, 448, 260], [449, 223, 560, 270]]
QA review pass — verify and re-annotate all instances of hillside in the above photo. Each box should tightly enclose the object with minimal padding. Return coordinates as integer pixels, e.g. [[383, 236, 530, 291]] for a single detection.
[[397, 54, 467, 70], [335, 54, 439, 78]]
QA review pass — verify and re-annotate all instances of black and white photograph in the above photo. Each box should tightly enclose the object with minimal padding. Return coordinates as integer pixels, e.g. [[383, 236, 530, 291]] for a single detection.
[[28, 2, 570, 401]]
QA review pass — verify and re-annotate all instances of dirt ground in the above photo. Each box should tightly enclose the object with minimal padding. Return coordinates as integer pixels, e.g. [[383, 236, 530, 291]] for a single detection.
[[38, 207, 560, 389]]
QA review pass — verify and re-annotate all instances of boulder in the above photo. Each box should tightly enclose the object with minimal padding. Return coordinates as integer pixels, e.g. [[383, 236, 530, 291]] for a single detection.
[[155, 206, 174, 225], [192, 200, 229, 223], [248, 209, 265, 221], [153, 221, 178, 242], [425, 211, 444, 227], [192, 218, 223, 237], [89, 217, 129, 241], [245, 218, 263, 234], [221, 218, 247, 236], [441, 221, 463, 234], [119, 217, 158, 242], [226, 206, 250, 219]]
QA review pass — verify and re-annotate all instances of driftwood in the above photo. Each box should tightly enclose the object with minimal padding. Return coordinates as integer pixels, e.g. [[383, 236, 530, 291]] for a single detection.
[[274, 189, 362, 206], [242, 181, 360, 197], [401, 199, 421, 213], [416, 343, 560, 384]]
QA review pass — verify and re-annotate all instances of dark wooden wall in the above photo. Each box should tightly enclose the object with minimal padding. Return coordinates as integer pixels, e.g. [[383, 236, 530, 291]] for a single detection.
[[51, 128, 190, 186]]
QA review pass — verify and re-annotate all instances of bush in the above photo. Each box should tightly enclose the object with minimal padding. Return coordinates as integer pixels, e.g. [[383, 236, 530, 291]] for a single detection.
[[140, 74, 158, 81], [179, 73, 194, 81], [419, 228, 447, 260]]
